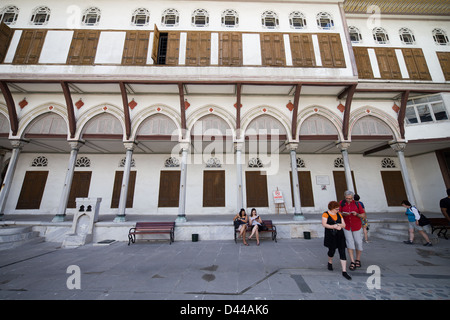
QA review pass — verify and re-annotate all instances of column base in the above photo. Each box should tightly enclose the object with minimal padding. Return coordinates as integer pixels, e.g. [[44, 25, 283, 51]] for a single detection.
[[176, 215, 187, 223], [293, 213, 305, 221], [113, 215, 126, 223], [52, 214, 66, 223]]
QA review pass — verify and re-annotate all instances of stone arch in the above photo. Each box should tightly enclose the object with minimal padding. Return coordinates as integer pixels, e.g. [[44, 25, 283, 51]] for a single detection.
[[131, 104, 182, 140], [76, 103, 125, 140], [186, 104, 236, 137], [349, 106, 401, 141], [241, 105, 291, 140], [297, 105, 343, 140]]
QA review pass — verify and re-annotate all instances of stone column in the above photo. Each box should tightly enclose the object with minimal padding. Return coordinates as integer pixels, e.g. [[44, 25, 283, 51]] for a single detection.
[[114, 142, 136, 222], [176, 142, 190, 223], [234, 141, 244, 210], [53, 141, 84, 222], [0, 140, 26, 218], [390, 142, 417, 205], [286, 142, 304, 220], [336, 141, 355, 193]]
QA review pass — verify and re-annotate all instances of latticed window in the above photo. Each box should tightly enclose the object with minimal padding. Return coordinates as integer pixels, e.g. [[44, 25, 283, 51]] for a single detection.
[[316, 12, 333, 30], [76, 157, 91, 167], [161, 8, 179, 27], [373, 27, 389, 44], [289, 11, 306, 29], [192, 9, 209, 27], [30, 6, 50, 25], [248, 157, 263, 168], [206, 157, 222, 168], [399, 28, 415, 45], [165, 157, 180, 167], [349, 26, 362, 43], [31, 156, 48, 167], [82, 7, 101, 26], [0, 5, 19, 25], [119, 157, 135, 167], [131, 8, 150, 26], [334, 157, 344, 168], [261, 11, 279, 29], [296, 158, 306, 168], [381, 158, 396, 168], [433, 28, 449, 45], [221, 9, 238, 27]]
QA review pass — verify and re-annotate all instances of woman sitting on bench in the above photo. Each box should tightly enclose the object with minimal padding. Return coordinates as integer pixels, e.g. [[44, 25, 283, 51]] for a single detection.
[[233, 208, 249, 246], [249, 208, 264, 246]]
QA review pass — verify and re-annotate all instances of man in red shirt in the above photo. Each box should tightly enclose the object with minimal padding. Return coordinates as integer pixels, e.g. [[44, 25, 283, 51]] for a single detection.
[[340, 190, 366, 271]]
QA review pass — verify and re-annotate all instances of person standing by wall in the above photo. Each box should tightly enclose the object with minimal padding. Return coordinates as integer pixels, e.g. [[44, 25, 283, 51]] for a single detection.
[[401, 200, 432, 246]]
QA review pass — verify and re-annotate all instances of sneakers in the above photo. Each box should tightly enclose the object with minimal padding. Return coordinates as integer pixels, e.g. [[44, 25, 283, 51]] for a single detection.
[[423, 242, 433, 247], [342, 272, 352, 280], [403, 240, 413, 244]]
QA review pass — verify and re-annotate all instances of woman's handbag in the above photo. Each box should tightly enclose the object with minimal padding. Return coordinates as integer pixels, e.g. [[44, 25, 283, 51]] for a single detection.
[[234, 219, 245, 229]]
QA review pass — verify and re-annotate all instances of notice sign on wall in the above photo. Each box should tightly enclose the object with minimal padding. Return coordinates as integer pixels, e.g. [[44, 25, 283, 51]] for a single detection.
[[273, 190, 284, 203]]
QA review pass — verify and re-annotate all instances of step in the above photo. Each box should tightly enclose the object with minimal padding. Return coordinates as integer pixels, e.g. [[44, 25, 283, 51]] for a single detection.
[[372, 225, 439, 245], [0, 226, 44, 251]]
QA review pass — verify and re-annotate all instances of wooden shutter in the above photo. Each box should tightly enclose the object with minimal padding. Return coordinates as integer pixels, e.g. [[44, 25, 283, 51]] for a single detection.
[[219, 32, 242, 66], [380, 171, 408, 207], [67, 171, 92, 208], [353, 47, 374, 79], [158, 170, 180, 207], [16, 171, 48, 209], [318, 33, 346, 68], [375, 48, 401, 79], [151, 24, 160, 64], [290, 171, 315, 207], [0, 22, 13, 63], [402, 48, 431, 80], [166, 32, 180, 65], [437, 52, 450, 81], [67, 30, 99, 65], [122, 31, 149, 65], [13, 29, 47, 64], [333, 171, 357, 201], [289, 33, 315, 67], [110, 171, 137, 208], [260, 33, 285, 66], [186, 31, 210, 66], [203, 170, 225, 207], [245, 171, 268, 207]]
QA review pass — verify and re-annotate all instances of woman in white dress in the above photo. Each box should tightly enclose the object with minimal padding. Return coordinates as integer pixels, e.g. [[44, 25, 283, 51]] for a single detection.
[[249, 208, 263, 246]]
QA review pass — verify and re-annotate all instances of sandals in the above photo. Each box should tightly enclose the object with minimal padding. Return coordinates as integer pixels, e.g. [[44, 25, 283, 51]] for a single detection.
[[349, 260, 361, 271]]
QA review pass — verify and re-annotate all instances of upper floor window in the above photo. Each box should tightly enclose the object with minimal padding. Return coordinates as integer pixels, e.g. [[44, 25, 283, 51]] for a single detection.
[[82, 7, 101, 26], [192, 9, 209, 27], [30, 6, 50, 25], [316, 12, 333, 30], [349, 26, 362, 43], [131, 8, 150, 26], [161, 8, 179, 27], [399, 27, 415, 45], [221, 9, 238, 27], [0, 5, 19, 25], [373, 27, 389, 44], [405, 94, 448, 124], [289, 11, 306, 29], [261, 10, 279, 29], [433, 28, 449, 45]]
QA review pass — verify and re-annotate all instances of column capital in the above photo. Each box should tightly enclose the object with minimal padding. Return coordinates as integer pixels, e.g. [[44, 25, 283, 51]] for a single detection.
[[285, 142, 299, 152], [234, 141, 244, 152], [335, 141, 351, 151], [123, 141, 137, 151], [68, 140, 84, 150], [389, 141, 407, 152], [9, 139, 28, 149]]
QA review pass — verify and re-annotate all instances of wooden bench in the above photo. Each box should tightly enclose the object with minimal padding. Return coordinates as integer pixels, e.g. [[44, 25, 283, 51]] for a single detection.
[[429, 218, 450, 239], [234, 220, 277, 243], [128, 222, 175, 245]]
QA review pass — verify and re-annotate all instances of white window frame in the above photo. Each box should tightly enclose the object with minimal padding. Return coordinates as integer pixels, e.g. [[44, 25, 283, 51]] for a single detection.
[[30, 6, 50, 25], [349, 26, 362, 43], [316, 12, 334, 30], [221, 9, 238, 28], [261, 10, 279, 29], [373, 27, 389, 44], [0, 5, 19, 25], [399, 27, 415, 45], [131, 8, 150, 26], [82, 7, 101, 26], [433, 28, 449, 45], [405, 94, 449, 125], [289, 11, 306, 29], [192, 9, 209, 27], [161, 8, 179, 27]]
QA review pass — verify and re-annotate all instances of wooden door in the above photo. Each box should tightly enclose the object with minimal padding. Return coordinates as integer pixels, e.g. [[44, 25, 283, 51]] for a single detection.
[[260, 33, 285, 66], [290, 171, 315, 207], [16, 171, 48, 209], [67, 171, 92, 208], [67, 30, 100, 65], [353, 47, 374, 79], [380, 171, 408, 206], [375, 48, 401, 79], [437, 52, 450, 81], [203, 170, 225, 207], [0, 22, 13, 63], [110, 171, 137, 208], [245, 171, 268, 207], [333, 171, 357, 201], [289, 33, 315, 67], [186, 31, 210, 66], [165, 32, 180, 65], [13, 29, 47, 64], [219, 32, 242, 66], [122, 31, 149, 65], [158, 171, 180, 207], [402, 48, 431, 80], [318, 33, 346, 68]]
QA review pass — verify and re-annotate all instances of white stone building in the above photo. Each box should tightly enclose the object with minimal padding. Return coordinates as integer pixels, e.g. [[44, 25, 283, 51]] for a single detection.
[[0, 0, 448, 222]]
